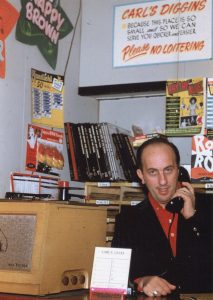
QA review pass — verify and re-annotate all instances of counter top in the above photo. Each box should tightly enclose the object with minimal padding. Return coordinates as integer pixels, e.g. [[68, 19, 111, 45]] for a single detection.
[[0, 291, 212, 300]]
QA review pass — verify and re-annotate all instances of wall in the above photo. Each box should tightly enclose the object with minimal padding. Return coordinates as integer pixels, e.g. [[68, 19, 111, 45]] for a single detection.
[[79, 0, 213, 88], [0, 0, 98, 197], [79, 0, 209, 166]]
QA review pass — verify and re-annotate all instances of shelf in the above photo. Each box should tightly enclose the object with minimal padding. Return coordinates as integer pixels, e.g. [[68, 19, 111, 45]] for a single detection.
[[85, 182, 145, 206], [78, 81, 166, 97]]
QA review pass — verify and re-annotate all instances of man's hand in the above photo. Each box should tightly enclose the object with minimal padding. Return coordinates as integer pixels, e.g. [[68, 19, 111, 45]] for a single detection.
[[173, 182, 196, 219], [135, 276, 176, 297]]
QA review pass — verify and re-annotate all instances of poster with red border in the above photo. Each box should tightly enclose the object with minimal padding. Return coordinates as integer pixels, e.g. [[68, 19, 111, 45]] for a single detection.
[[25, 124, 64, 176], [191, 135, 213, 183]]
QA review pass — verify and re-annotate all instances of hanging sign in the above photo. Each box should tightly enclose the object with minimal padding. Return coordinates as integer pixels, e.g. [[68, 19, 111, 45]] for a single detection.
[[113, 0, 212, 67], [16, 0, 73, 69], [0, 1, 19, 78]]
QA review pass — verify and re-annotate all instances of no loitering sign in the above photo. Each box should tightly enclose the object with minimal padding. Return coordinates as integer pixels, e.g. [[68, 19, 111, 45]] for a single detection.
[[113, 0, 212, 67]]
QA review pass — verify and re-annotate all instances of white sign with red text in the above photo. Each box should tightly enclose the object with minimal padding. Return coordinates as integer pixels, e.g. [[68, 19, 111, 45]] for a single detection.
[[90, 247, 132, 295], [113, 0, 212, 67]]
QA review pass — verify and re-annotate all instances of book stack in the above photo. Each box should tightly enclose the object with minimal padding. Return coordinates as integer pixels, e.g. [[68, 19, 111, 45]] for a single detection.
[[132, 133, 167, 148], [64, 122, 138, 182]]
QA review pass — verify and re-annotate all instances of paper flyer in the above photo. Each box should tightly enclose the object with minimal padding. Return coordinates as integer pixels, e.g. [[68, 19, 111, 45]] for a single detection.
[[25, 124, 64, 176], [165, 77, 206, 136], [31, 69, 64, 128]]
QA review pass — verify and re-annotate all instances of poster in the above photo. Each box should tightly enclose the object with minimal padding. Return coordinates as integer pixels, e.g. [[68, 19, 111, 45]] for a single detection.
[[25, 124, 64, 176], [165, 77, 206, 136], [113, 0, 212, 67], [191, 135, 213, 184], [206, 78, 213, 132], [0, 1, 19, 78], [31, 69, 64, 128]]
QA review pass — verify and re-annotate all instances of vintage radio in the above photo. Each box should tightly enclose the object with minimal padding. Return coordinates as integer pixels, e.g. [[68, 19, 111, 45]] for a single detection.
[[0, 200, 107, 295]]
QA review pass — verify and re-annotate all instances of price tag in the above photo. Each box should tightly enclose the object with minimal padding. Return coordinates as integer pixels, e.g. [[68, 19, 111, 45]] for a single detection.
[[96, 200, 110, 205], [205, 183, 213, 189], [98, 182, 111, 187], [131, 182, 140, 187], [131, 201, 141, 206]]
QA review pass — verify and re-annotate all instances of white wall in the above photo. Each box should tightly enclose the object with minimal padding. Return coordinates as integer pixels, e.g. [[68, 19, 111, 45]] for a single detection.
[[0, 0, 99, 197], [79, 0, 213, 87]]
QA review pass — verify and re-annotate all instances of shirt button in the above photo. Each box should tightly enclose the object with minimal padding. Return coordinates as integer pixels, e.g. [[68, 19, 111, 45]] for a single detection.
[[170, 233, 175, 237]]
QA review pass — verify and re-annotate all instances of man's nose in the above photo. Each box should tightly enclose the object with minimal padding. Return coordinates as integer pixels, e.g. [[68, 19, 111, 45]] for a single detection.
[[158, 172, 167, 184]]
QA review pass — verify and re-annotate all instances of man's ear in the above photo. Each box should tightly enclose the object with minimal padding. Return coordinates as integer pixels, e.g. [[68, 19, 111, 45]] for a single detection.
[[136, 169, 145, 184]]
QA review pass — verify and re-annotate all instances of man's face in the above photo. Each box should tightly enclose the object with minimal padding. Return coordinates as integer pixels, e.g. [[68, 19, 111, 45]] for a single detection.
[[137, 143, 179, 207]]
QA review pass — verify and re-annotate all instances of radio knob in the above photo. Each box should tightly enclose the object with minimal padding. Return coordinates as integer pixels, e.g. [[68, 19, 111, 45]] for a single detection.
[[79, 274, 85, 284], [70, 275, 78, 285], [62, 276, 69, 286]]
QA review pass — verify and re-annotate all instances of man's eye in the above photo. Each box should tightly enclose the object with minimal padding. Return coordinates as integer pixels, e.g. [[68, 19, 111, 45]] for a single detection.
[[165, 167, 173, 173], [148, 169, 156, 175]]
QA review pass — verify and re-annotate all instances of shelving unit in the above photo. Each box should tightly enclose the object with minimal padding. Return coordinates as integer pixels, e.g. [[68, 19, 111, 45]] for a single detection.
[[84, 181, 145, 246], [85, 181, 145, 206], [192, 183, 213, 194]]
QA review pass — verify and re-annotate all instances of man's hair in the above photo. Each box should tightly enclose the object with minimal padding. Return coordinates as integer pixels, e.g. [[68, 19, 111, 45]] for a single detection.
[[136, 137, 180, 170]]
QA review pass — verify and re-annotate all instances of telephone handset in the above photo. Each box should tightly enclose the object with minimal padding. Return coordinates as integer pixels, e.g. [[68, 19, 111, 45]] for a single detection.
[[165, 196, 184, 213], [165, 166, 191, 214]]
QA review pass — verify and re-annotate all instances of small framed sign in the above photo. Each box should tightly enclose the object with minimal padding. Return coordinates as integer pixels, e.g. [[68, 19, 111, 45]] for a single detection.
[[90, 247, 132, 295]]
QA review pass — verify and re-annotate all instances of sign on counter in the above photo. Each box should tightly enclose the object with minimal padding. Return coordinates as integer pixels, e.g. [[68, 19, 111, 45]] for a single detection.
[[90, 247, 132, 295]]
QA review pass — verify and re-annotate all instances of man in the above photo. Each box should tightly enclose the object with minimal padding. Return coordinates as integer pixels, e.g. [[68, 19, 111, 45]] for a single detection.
[[112, 137, 212, 297]]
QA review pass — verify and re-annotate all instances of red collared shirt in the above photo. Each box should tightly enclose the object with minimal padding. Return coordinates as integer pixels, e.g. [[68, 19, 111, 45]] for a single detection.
[[149, 192, 178, 257], [134, 194, 179, 290]]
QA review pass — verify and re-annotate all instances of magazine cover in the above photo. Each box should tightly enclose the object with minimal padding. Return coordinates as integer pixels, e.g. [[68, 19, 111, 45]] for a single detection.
[[191, 135, 213, 183], [165, 78, 206, 136], [25, 124, 64, 176]]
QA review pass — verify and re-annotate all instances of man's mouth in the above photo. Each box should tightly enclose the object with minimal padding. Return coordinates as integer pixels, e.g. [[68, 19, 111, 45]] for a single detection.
[[158, 188, 169, 196]]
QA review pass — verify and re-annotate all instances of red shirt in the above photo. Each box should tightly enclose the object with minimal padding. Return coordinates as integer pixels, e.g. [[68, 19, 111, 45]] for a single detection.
[[134, 194, 179, 290], [149, 192, 178, 257]]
